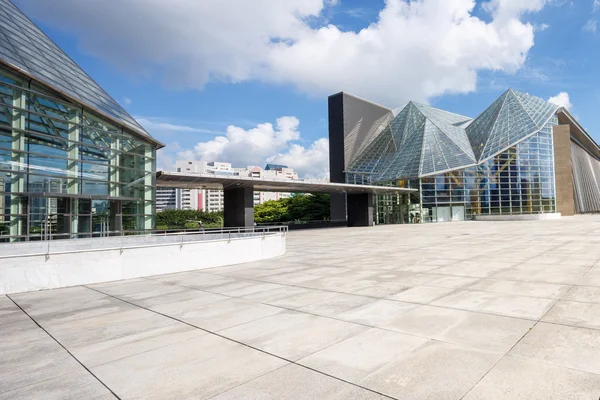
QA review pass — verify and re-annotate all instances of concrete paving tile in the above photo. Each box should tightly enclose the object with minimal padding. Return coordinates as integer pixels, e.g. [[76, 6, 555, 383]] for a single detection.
[[578, 271, 600, 287], [563, 285, 600, 304], [296, 294, 376, 317], [8, 286, 108, 317], [467, 279, 570, 299], [91, 334, 287, 400], [103, 284, 190, 302], [147, 290, 230, 313], [66, 319, 205, 366], [432, 289, 556, 319], [491, 268, 586, 285], [510, 322, 600, 374], [262, 272, 325, 285], [152, 272, 239, 288], [38, 306, 158, 336], [1, 369, 115, 400], [462, 356, 600, 400], [386, 286, 456, 304], [401, 273, 481, 289], [202, 280, 284, 297], [129, 286, 228, 308], [542, 300, 600, 330], [359, 340, 501, 400], [337, 299, 417, 326], [432, 265, 508, 278], [164, 297, 283, 331], [219, 310, 367, 360], [300, 276, 375, 293], [47, 311, 176, 347], [0, 338, 82, 395], [299, 328, 428, 383], [88, 278, 173, 296], [210, 363, 389, 400], [242, 286, 339, 308], [351, 281, 412, 298], [383, 305, 533, 352]]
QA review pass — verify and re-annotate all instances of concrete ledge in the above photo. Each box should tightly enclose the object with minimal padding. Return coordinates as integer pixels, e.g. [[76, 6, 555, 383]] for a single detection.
[[0, 234, 286, 295], [474, 213, 561, 221]]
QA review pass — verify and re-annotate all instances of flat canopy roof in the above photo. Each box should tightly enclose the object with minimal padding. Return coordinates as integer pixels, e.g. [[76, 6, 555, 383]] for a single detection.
[[156, 171, 416, 195]]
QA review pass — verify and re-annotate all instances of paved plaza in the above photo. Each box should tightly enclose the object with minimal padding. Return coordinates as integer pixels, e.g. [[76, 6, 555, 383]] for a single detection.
[[3, 217, 600, 399]]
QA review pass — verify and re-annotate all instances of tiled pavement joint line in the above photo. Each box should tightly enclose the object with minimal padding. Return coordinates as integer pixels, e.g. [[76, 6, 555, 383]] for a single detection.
[[145, 273, 555, 324], [84, 285, 399, 400], [5, 294, 123, 400], [459, 249, 600, 400]]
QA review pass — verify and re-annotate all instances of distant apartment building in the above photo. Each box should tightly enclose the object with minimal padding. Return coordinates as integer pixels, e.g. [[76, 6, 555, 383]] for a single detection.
[[155, 161, 300, 213]]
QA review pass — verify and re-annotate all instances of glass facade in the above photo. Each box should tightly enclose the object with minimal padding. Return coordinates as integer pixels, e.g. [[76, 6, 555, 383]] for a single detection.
[[0, 66, 157, 241], [420, 129, 557, 222], [343, 89, 560, 224]]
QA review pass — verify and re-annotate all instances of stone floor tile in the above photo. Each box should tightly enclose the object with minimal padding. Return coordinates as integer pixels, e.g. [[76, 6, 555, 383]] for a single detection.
[[509, 322, 600, 374], [91, 334, 287, 400], [359, 340, 501, 400], [219, 310, 367, 360], [462, 356, 600, 400], [299, 328, 428, 383], [432, 289, 556, 320], [542, 300, 600, 330], [383, 305, 533, 352]]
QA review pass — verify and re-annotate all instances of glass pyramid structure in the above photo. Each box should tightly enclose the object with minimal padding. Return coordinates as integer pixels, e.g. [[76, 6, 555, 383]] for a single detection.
[[347, 89, 560, 182], [0, 0, 153, 141], [349, 101, 477, 180], [466, 89, 559, 161]]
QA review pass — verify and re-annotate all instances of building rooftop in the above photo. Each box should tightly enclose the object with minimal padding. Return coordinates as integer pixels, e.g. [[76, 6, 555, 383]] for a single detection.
[[345, 89, 561, 181], [3, 216, 600, 398], [0, 0, 161, 146]]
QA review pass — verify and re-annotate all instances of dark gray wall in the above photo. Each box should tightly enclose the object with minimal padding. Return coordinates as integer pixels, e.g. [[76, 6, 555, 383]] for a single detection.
[[347, 193, 374, 227], [328, 92, 391, 222], [223, 187, 254, 227], [328, 93, 348, 221]]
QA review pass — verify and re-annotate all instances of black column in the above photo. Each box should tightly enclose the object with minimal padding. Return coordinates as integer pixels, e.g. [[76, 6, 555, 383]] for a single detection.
[[328, 93, 348, 222], [224, 187, 254, 228], [347, 193, 374, 227]]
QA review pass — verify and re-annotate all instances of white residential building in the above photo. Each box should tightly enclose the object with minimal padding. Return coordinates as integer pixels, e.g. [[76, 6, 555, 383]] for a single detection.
[[157, 161, 301, 213]]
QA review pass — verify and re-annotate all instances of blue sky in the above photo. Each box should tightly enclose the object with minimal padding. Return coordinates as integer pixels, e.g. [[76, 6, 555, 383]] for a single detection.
[[14, 0, 600, 177]]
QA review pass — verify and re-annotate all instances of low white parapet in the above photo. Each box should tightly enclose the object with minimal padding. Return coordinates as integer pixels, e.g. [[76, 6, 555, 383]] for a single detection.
[[0, 230, 286, 295], [474, 213, 561, 221]]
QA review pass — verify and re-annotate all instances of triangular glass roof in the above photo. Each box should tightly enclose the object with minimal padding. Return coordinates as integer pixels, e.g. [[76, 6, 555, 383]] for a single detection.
[[468, 89, 559, 161], [348, 89, 559, 181], [465, 91, 508, 160], [0, 0, 155, 142]]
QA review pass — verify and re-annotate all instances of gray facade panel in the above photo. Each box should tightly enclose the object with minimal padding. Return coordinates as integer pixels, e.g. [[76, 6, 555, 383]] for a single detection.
[[571, 141, 600, 213]]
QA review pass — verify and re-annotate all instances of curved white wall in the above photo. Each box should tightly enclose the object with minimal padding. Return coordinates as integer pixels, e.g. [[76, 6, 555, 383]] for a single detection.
[[0, 234, 286, 295]]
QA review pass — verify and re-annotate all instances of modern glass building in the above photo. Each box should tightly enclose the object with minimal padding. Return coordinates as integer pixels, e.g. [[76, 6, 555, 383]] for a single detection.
[[329, 89, 600, 224], [0, 0, 163, 241]]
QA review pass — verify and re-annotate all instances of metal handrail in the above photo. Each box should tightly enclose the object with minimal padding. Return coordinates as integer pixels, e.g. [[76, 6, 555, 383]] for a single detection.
[[0, 226, 288, 259], [0, 226, 288, 241]]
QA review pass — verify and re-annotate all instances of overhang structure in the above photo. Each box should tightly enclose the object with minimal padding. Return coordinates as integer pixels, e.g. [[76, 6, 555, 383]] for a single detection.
[[156, 171, 416, 227]]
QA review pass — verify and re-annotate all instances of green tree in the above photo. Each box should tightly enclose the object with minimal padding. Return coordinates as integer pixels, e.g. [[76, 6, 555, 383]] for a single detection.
[[254, 194, 330, 223], [156, 209, 223, 229], [254, 200, 289, 223]]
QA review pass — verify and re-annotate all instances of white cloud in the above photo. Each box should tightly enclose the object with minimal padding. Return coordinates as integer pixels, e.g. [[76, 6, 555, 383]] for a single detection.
[[583, 19, 597, 33], [595, 0, 600, 12], [123, 97, 132, 105], [172, 117, 328, 178], [16, 0, 549, 105], [548, 92, 573, 109], [267, 138, 330, 178], [534, 23, 550, 31]]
